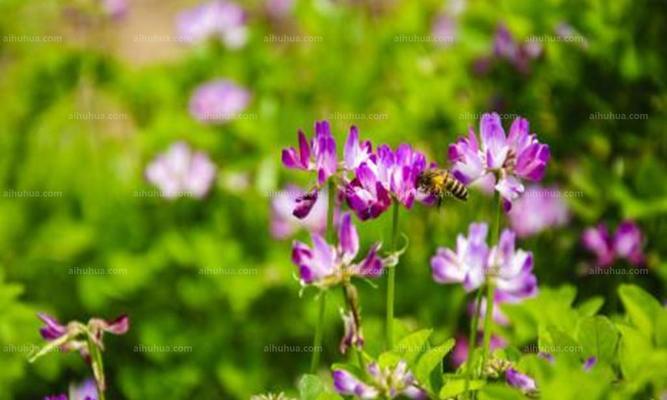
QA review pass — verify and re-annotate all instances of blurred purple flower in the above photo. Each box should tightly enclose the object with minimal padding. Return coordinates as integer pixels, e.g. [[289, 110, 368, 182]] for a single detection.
[[145, 142, 216, 199], [506, 368, 537, 393], [282, 120, 337, 186], [490, 229, 538, 302], [44, 395, 68, 400], [451, 334, 507, 368], [176, 0, 247, 49], [101, 0, 127, 19], [508, 185, 569, 237], [431, 13, 456, 46], [333, 360, 425, 399], [582, 221, 645, 266], [291, 212, 385, 287], [270, 185, 327, 239], [448, 112, 550, 210], [493, 24, 542, 74], [431, 222, 489, 292], [265, 0, 294, 19], [189, 79, 251, 124], [431, 223, 537, 302]]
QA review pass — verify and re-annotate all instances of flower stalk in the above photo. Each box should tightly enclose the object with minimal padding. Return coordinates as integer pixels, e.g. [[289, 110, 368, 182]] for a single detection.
[[386, 202, 400, 350], [309, 179, 336, 373], [480, 192, 503, 375]]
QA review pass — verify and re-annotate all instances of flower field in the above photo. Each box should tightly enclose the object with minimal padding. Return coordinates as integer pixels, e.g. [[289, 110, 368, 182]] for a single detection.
[[0, 0, 665, 399]]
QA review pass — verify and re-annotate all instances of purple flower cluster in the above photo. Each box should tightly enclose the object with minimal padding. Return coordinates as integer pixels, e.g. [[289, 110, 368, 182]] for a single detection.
[[291, 213, 385, 287], [582, 221, 644, 266], [431, 222, 537, 302], [189, 79, 251, 124], [333, 361, 426, 399], [451, 333, 507, 368], [145, 141, 217, 199], [176, 0, 248, 49], [508, 185, 569, 237], [448, 113, 550, 211], [282, 121, 429, 221]]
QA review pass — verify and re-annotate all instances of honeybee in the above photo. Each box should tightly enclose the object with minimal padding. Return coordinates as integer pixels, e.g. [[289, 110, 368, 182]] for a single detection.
[[417, 169, 468, 205]]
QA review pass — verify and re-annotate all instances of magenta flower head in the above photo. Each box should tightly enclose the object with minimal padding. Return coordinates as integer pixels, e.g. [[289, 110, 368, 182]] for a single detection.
[[345, 143, 427, 220], [508, 185, 569, 237], [582, 221, 645, 266], [189, 79, 251, 124], [44, 395, 69, 400], [448, 112, 550, 211], [505, 368, 537, 394], [270, 185, 327, 239], [291, 212, 385, 288], [145, 142, 217, 199], [333, 361, 426, 399], [176, 0, 248, 49], [431, 222, 489, 292], [492, 24, 542, 74], [282, 120, 337, 187], [44, 378, 98, 400]]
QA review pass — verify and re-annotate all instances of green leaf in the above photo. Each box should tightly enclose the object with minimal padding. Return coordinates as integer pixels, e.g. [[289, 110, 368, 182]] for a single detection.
[[576, 316, 619, 363], [656, 309, 667, 348], [478, 384, 525, 400], [414, 338, 455, 392], [298, 374, 325, 400], [577, 297, 604, 317], [618, 284, 662, 339], [394, 329, 432, 365], [439, 378, 485, 399]]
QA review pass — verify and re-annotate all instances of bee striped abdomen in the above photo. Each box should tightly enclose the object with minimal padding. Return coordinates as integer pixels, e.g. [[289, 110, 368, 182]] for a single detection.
[[443, 173, 468, 200]]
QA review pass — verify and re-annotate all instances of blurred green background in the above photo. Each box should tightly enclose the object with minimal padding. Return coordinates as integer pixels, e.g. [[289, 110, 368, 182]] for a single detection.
[[0, 0, 665, 398]]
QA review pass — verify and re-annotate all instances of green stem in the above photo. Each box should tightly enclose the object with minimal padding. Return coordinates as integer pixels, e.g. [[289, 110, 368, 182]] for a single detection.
[[480, 193, 503, 376], [310, 291, 327, 373], [464, 287, 484, 397], [386, 202, 400, 350], [309, 180, 336, 373], [86, 337, 106, 400]]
